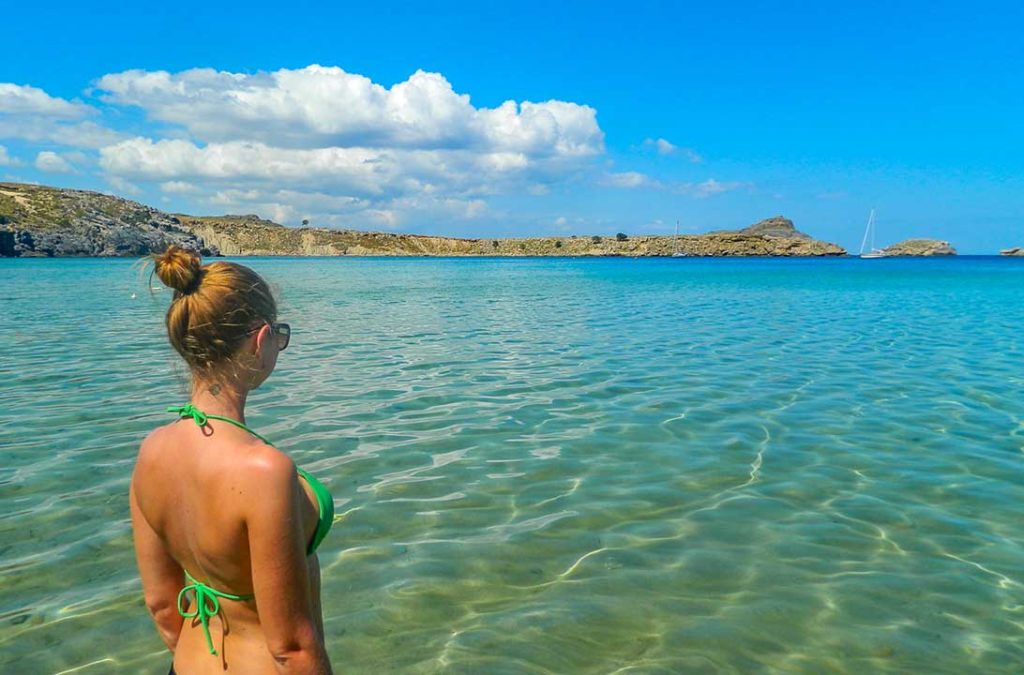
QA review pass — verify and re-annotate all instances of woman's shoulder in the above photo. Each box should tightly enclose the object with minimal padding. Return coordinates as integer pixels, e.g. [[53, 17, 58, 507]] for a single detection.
[[133, 424, 173, 474], [202, 433, 299, 496], [134, 423, 194, 470], [134, 423, 292, 480], [238, 444, 298, 485]]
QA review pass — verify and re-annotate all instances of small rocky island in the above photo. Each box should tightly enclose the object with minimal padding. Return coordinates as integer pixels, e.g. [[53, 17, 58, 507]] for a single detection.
[[880, 239, 957, 256], [1000, 247, 1024, 256], [2, 182, 848, 257]]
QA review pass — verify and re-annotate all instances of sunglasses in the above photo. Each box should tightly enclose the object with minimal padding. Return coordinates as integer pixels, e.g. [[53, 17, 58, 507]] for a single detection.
[[271, 322, 291, 351], [249, 322, 291, 351]]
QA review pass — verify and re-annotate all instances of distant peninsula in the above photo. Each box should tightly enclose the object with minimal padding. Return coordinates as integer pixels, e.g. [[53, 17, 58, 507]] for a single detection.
[[1001, 247, 1024, 256], [3, 181, 844, 258]]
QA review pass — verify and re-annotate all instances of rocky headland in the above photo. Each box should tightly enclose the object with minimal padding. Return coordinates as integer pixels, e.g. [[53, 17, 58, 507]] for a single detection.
[[1000, 247, 1024, 256], [0, 183, 848, 257], [0, 183, 216, 257], [880, 239, 957, 256]]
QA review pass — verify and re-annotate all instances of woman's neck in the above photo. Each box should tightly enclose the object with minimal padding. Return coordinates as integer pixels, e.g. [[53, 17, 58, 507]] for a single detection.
[[190, 379, 249, 423]]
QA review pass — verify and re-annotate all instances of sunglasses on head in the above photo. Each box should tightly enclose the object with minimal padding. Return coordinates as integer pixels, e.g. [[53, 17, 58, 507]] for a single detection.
[[249, 322, 291, 351]]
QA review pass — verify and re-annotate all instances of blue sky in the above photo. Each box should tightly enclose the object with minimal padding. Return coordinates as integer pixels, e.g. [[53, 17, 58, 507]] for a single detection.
[[1, 1, 1021, 253]]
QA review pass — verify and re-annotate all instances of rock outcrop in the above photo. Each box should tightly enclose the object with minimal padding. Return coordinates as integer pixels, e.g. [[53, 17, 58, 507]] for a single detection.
[[0, 183, 216, 257], [1000, 247, 1024, 256], [880, 239, 957, 256], [3, 182, 847, 257], [736, 216, 810, 239], [0, 229, 14, 256]]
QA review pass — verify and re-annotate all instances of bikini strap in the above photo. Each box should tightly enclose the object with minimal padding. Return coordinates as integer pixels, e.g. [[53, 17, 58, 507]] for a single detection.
[[177, 570, 254, 655], [167, 404, 274, 445], [167, 402, 334, 551]]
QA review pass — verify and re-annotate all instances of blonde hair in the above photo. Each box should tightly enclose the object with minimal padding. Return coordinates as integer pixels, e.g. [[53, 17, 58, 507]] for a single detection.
[[152, 246, 277, 379]]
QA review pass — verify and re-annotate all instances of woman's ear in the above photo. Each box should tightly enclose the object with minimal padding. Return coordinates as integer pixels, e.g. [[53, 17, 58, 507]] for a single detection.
[[252, 323, 273, 355]]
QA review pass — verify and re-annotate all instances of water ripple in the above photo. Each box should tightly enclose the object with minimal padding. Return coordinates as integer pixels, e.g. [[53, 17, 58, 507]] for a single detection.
[[2, 256, 1023, 672]]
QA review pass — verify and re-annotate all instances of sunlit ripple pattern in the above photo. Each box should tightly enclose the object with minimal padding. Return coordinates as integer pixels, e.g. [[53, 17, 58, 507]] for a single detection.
[[1, 256, 1022, 674]]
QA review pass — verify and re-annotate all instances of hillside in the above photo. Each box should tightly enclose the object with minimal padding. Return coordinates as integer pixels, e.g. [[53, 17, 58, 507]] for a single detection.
[[176, 213, 845, 257], [2, 183, 847, 257], [0, 183, 214, 257]]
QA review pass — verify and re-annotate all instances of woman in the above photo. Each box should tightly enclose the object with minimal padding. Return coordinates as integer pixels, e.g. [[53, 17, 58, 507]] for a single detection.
[[131, 246, 334, 674]]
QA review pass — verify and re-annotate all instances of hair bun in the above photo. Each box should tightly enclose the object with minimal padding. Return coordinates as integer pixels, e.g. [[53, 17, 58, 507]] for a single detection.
[[154, 245, 203, 295]]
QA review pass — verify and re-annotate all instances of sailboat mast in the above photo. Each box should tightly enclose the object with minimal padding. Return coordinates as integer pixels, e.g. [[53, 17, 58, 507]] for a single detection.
[[859, 209, 875, 255]]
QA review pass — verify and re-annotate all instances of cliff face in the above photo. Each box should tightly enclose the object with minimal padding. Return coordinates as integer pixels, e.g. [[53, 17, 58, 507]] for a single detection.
[[881, 239, 957, 256], [0, 183, 216, 257], [1000, 247, 1024, 256], [2, 182, 847, 257]]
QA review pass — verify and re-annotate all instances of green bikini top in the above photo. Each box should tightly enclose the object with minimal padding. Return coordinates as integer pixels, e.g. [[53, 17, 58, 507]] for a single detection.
[[166, 404, 335, 655]]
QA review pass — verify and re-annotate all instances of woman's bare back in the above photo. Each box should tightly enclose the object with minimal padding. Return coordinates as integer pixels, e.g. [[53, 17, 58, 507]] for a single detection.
[[132, 418, 321, 672]]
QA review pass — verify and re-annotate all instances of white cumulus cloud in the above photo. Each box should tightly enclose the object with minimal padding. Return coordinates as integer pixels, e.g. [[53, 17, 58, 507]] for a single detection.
[[106, 175, 141, 195], [646, 137, 677, 155], [0, 83, 122, 149], [601, 171, 661, 189], [692, 178, 747, 197], [0, 83, 93, 118], [160, 180, 201, 194], [91, 65, 610, 228], [34, 151, 75, 173], [96, 66, 604, 157], [642, 137, 702, 162], [3, 67, 750, 232], [103, 139, 411, 195], [100, 137, 584, 201]]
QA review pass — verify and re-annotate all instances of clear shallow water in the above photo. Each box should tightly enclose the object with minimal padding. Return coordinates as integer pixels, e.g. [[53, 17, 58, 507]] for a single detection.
[[1, 256, 1023, 674]]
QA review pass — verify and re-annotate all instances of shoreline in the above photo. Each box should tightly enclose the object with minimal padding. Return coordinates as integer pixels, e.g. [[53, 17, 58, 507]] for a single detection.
[[2, 253, 1016, 260]]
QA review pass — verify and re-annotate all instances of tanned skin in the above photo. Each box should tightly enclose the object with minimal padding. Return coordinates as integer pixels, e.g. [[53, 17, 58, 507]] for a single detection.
[[131, 324, 333, 674]]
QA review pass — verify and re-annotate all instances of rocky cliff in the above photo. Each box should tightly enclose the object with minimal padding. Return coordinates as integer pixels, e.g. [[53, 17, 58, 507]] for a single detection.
[[0, 183, 216, 257], [1000, 247, 1024, 256], [2, 183, 846, 257], [881, 239, 957, 256]]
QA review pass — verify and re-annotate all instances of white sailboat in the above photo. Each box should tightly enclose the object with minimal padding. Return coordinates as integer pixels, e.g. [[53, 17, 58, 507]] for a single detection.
[[859, 209, 887, 258], [671, 220, 688, 257]]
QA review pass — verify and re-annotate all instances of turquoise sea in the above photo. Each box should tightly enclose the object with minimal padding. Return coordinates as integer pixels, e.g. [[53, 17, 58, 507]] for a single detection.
[[1, 256, 1023, 674]]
